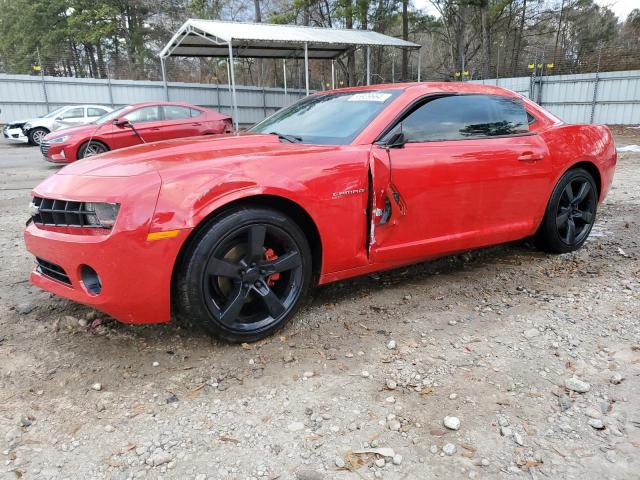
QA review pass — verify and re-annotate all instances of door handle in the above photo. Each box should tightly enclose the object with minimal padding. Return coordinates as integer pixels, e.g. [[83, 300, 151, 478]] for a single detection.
[[518, 152, 544, 162], [192, 122, 202, 126]]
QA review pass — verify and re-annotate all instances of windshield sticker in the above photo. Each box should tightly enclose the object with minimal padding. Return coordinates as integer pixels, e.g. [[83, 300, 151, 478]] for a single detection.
[[347, 92, 393, 102]]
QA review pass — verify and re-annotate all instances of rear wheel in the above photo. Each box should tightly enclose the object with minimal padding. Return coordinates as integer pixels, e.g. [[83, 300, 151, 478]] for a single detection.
[[78, 141, 108, 159], [536, 168, 598, 253], [28, 127, 49, 146], [175, 207, 312, 343]]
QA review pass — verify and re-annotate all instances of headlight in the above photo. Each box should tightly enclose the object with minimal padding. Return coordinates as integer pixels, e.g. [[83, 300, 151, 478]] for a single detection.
[[48, 136, 69, 144], [84, 202, 120, 228]]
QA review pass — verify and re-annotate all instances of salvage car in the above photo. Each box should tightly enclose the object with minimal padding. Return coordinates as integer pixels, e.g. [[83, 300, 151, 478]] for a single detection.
[[40, 102, 233, 163], [24, 83, 616, 343], [4, 105, 113, 146]]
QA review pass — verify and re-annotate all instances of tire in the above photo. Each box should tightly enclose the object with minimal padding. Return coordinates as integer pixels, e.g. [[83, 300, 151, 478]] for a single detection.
[[78, 141, 108, 159], [28, 127, 49, 146], [175, 207, 312, 343], [535, 167, 598, 254]]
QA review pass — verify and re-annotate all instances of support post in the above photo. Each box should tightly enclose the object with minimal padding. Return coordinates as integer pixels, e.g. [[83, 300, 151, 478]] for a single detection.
[[106, 65, 115, 107], [262, 87, 267, 118], [160, 57, 169, 101], [590, 44, 603, 124], [283, 59, 287, 102], [331, 60, 335, 90], [366, 46, 371, 85], [228, 42, 239, 132], [304, 43, 309, 95], [36, 47, 49, 112], [391, 51, 395, 83], [417, 47, 422, 82]]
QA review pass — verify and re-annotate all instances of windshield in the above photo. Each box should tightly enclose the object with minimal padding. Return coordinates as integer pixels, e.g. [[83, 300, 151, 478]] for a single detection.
[[248, 89, 402, 145], [42, 107, 67, 119], [95, 106, 132, 125]]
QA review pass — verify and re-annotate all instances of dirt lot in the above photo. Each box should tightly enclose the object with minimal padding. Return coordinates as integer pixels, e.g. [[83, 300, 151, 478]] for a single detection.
[[1, 130, 639, 480]]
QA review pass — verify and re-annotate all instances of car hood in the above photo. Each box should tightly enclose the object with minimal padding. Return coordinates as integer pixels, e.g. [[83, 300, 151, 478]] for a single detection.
[[57, 134, 343, 177], [47, 123, 99, 139], [6, 119, 30, 127]]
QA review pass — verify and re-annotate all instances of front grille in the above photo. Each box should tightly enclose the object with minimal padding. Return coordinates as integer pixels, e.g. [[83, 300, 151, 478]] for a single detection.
[[36, 257, 71, 285], [40, 141, 51, 158], [31, 196, 103, 228]]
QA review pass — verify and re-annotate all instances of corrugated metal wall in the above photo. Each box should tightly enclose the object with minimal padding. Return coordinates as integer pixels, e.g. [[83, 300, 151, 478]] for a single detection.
[[0, 74, 306, 125], [472, 69, 640, 125], [2, 70, 639, 126]]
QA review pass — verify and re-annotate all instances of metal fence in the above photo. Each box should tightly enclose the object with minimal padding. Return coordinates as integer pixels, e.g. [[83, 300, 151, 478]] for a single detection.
[[0, 73, 306, 126], [2, 69, 639, 126], [472, 69, 640, 125]]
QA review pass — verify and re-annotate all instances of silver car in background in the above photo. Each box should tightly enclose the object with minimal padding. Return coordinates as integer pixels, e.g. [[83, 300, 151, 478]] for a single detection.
[[3, 104, 112, 146]]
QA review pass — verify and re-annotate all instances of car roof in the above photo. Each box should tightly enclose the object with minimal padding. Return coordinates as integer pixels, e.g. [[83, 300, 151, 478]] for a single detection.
[[61, 104, 112, 108], [127, 101, 201, 108], [318, 82, 522, 98]]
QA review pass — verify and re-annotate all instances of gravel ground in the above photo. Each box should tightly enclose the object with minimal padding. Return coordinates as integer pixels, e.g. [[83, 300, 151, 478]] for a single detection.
[[0, 129, 639, 480]]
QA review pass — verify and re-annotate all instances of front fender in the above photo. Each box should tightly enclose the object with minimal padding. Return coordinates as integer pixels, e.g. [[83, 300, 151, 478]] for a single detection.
[[149, 171, 314, 232]]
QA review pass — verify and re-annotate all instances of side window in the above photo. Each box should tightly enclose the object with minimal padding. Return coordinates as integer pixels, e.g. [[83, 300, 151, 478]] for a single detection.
[[190, 108, 203, 118], [124, 106, 162, 124], [58, 107, 84, 120], [395, 95, 529, 143], [87, 107, 108, 117], [527, 111, 537, 125], [163, 105, 192, 120]]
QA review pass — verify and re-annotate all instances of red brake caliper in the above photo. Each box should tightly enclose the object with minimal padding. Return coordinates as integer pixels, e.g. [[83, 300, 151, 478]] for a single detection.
[[264, 248, 280, 286]]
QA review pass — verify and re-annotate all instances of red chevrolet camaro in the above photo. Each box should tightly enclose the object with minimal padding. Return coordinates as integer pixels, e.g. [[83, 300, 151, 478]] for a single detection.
[[40, 101, 232, 163], [24, 83, 616, 342]]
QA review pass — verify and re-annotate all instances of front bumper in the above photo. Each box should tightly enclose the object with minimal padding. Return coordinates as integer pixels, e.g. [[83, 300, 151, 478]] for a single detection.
[[23, 172, 189, 324], [41, 140, 74, 163], [3, 126, 28, 143]]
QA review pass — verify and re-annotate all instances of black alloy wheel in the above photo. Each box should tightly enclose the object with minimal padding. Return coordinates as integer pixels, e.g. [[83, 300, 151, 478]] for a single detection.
[[175, 207, 312, 343], [555, 177, 596, 246], [536, 168, 598, 253]]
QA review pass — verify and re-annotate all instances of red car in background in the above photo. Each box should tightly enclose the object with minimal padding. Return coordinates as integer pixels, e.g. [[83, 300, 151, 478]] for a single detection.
[[24, 83, 616, 343], [40, 102, 232, 163]]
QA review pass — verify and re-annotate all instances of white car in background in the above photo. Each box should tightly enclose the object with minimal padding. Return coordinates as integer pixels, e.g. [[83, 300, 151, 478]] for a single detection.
[[3, 104, 112, 146]]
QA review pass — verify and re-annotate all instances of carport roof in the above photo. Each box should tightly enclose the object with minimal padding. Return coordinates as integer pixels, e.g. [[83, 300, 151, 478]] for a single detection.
[[159, 19, 420, 59]]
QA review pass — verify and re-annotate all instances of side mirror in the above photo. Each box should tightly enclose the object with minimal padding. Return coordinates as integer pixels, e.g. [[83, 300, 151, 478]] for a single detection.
[[113, 118, 131, 127], [384, 131, 406, 149]]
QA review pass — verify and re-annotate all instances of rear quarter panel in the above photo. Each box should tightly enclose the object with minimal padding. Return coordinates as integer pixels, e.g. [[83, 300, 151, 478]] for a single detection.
[[539, 123, 616, 203]]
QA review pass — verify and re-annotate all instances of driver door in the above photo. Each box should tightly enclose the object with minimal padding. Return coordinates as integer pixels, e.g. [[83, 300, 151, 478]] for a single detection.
[[56, 107, 86, 129], [369, 94, 551, 265], [110, 105, 165, 148]]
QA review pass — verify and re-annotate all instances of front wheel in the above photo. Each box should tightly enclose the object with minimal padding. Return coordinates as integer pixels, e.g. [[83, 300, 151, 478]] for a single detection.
[[78, 141, 108, 159], [536, 168, 598, 253], [175, 207, 312, 343], [28, 127, 49, 146]]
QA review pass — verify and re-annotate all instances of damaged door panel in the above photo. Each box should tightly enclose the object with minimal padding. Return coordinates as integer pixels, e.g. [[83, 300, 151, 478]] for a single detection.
[[367, 145, 407, 258]]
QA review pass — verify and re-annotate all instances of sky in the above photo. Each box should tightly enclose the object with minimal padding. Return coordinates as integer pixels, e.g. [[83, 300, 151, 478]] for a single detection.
[[412, 0, 637, 22]]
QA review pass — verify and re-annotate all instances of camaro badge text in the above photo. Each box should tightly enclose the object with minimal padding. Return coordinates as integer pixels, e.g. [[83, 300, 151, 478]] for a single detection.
[[332, 188, 366, 199]]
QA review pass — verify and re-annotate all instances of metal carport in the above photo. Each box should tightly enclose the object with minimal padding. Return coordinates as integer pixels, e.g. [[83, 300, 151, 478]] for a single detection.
[[159, 20, 421, 131]]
